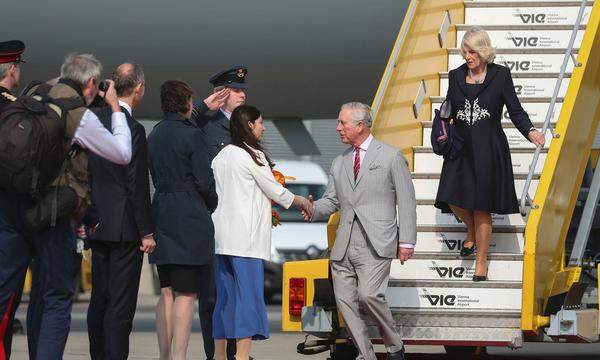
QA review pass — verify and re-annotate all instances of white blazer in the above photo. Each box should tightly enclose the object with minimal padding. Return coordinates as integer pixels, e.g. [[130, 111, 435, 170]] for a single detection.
[[212, 145, 294, 260]]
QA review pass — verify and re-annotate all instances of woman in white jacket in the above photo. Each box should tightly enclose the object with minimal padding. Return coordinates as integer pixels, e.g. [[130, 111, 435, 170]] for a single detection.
[[211, 105, 312, 360]]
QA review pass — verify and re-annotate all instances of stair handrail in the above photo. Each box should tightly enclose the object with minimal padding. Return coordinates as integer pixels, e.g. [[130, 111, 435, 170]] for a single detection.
[[519, 0, 588, 216], [371, 0, 418, 121]]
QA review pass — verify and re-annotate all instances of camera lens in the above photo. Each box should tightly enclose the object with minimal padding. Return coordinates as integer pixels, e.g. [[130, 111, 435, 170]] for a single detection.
[[98, 80, 109, 92]]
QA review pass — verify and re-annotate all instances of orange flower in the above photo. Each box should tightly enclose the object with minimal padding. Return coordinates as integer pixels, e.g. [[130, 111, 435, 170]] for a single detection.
[[272, 170, 285, 186]]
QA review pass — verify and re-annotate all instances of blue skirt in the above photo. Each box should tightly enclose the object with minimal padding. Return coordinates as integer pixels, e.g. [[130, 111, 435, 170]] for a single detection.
[[213, 255, 269, 340]]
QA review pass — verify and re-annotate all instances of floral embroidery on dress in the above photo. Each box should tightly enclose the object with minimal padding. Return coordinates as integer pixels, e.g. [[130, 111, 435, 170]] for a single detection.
[[456, 98, 490, 126]]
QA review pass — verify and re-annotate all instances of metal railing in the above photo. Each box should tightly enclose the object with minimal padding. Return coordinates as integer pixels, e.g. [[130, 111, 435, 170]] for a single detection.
[[519, 0, 588, 216]]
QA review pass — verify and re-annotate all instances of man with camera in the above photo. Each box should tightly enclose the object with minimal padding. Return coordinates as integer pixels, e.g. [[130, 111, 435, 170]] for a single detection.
[[0, 53, 132, 359], [86, 62, 155, 360]]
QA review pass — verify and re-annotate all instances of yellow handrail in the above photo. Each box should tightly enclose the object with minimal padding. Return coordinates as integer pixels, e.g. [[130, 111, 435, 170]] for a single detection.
[[521, 0, 600, 335]]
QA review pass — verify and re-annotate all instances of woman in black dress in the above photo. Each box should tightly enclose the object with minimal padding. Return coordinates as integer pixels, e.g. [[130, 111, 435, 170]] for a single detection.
[[435, 27, 546, 281]]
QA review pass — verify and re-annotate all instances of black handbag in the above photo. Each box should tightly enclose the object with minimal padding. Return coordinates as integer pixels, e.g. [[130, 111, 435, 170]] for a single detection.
[[430, 99, 463, 160]]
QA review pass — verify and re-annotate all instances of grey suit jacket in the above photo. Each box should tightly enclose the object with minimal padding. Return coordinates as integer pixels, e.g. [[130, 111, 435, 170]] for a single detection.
[[313, 137, 417, 261]]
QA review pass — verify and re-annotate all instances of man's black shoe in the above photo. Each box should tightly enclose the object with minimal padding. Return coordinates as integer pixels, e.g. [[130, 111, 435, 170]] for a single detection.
[[388, 347, 405, 360]]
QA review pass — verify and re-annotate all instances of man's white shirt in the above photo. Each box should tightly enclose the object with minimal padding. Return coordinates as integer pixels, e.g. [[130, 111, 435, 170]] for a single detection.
[[72, 107, 132, 165]]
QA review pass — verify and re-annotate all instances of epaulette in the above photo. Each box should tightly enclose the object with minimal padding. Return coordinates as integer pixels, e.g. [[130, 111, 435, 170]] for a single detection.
[[1, 92, 16, 102]]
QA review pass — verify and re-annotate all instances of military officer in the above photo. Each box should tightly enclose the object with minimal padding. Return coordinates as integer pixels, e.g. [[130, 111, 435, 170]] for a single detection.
[[0, 40, 24, 111], [0, 39, 25, 359], [191, 66, 248, 360]]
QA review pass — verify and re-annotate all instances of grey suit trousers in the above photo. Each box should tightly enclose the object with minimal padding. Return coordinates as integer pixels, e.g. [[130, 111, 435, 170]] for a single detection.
[[331, 218, 402, 360]]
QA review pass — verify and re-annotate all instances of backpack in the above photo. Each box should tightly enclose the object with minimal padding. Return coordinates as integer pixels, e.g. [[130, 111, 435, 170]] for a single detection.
[[431, 99, 464, 160], [0, 83, 85, 194]]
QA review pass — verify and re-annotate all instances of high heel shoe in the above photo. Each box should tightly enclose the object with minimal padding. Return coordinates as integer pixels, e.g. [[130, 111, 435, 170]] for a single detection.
[[459, 243, 476, 257], [472, 275, 487, 282]]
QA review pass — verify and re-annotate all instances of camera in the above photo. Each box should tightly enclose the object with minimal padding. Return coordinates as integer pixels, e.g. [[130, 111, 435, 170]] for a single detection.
[[98, 80, 110, 92]]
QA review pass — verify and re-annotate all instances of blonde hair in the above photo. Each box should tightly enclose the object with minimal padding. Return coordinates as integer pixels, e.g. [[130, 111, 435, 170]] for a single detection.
[[460, 27, 496, 64]]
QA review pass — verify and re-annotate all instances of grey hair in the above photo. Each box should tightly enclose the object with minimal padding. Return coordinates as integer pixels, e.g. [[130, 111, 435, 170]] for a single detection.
[[0, 63, 14, 81], [112, 63, 145, 97], [60, 53, 102, 86], [341, 102, 372, 128]]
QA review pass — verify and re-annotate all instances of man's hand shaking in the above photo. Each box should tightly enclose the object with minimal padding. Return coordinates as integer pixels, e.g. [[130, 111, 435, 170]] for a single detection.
[[301, 195, 314, 221]]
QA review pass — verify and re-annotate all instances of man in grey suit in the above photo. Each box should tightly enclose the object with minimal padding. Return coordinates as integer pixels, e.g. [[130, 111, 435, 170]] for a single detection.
[[304, 102, 416, 360]]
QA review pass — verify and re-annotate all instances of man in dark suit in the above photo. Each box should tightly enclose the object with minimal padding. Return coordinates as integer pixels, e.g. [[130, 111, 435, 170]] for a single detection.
[[86, 63, 155, 360], [190, 66, 248, 360]]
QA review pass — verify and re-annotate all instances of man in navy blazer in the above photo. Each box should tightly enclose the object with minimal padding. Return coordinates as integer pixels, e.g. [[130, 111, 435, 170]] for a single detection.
[[190, 66, 248, 360], [87, 63, 155, 360]]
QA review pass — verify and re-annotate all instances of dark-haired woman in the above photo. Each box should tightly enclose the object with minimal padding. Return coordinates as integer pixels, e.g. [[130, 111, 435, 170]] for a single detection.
[[147, 80, 228, 360], [211, 105, 312, 360]]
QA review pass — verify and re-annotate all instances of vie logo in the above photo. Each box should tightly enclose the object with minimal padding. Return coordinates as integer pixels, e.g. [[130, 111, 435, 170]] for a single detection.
[[421, 294, 456, 306], [431, 266, 466, 278], [514, 85, 523, 95], [441, 238, 463, 250], [509, 36, 539, 47], [517, 14, 546, 24], [500, 61, 531, 71]]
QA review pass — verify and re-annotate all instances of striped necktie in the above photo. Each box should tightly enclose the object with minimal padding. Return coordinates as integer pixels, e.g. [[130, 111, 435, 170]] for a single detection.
[[353, 146, 360, 181]]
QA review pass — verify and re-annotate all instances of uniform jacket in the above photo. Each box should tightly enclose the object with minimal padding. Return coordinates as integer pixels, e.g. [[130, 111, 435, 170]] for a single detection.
[[211, 145, 294, 261], [147, 112, 218, 265], [312, 137, 417, 261], [88, 105, 153, 243], [0, 86, 16, 111]]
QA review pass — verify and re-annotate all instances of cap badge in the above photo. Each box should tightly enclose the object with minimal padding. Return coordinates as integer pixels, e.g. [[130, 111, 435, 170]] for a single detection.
[[237, 69, 245, 78]]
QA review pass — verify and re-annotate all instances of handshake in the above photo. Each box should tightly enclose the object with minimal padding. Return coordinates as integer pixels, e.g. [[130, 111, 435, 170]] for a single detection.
[[293, 195, 315, 221]]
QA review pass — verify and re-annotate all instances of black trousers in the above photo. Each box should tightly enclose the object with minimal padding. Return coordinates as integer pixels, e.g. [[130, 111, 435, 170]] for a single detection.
[[87, 241, 143, 360], [198, 262, 236, 360]]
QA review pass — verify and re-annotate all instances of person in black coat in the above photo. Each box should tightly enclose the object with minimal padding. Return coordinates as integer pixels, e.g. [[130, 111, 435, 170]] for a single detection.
[[148, 80, 220, 360], [86, 63, 155, 360], [190, 66, 248, 360], [435, 27, 545, 281]]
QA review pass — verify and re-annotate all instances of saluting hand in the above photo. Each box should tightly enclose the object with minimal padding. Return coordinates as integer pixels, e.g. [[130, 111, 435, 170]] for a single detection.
[[528, 129, 545, 148], [204, 88, 230, 110], [140, 234, 156, 254]]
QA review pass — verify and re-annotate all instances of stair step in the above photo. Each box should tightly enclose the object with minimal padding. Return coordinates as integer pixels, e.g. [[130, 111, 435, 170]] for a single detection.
[[414, 179, 538, 202], [414, 150, 547, 174], [412, 171, 541, 178], [377, 326, 523, 347], [456, 24, 586, 31], [387, 308, 522, 328], [423, 125, 553, 148], [456, 27, 584, 50], [431, 99, 562, 123], [440, 75, 569, 98], [386, 282, 522, 310], [439, 71, 571, 78], [408, 252, 523, 260], [413, 147, 548, 154], [417, 205, 526, 227], [431, 95, 561, 103], [449, 49, 578, 73], [417, 224, 524, 233], [390, 258, 523, 282], [414, 231, 525, 254], [465, 1, 593, 7], [465, 4, 593, 26]]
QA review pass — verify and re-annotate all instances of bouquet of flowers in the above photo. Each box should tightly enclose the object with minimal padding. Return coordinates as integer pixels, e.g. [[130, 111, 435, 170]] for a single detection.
[[271, 170, 295, 227]]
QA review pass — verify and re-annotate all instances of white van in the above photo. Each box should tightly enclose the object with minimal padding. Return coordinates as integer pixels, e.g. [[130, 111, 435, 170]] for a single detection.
[[264, 160, 329, 300]]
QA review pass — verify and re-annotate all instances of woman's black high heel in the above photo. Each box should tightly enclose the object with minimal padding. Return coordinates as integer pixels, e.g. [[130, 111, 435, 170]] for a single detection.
[[459, 242, 476, 257], [472, 275, 487, 282]]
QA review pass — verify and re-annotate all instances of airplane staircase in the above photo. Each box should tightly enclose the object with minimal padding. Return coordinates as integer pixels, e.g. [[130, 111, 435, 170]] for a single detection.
[[368, 0, 600, 349]]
